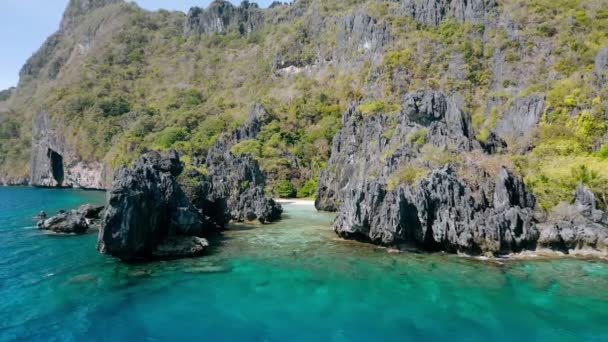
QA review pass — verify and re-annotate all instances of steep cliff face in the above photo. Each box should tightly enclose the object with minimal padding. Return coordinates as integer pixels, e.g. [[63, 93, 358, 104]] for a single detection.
[[318, 86, 608, 255], [334, 12, 392, 65], [316, 90, 477, 212], [19, 0, 125, 86], [493, 95, 545, 148], [98, 150, 217, 262], [185, 0, 264, 35], [398, 0, 496, 26], [30, 110, 105, 188], [318, 90, 540, 255], [60, 0, 123, 30], [206, 103, 282, 223], [14, 0, 129, 187]]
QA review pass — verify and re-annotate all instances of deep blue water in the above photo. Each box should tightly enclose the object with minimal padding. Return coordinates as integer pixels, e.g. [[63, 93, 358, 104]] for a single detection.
[[1, 187, 607, 341]]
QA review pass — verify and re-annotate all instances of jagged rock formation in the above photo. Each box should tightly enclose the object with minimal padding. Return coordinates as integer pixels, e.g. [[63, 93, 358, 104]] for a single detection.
[[318, 88, 608, 256], [398, 0, 496, 25], [30, 110, 105, 189], [179, 169, 230, 227], [185, 0, 264, 35], [538, 184, 608, 255], [60, 0, 123, 31], [206, 103, 282, 223], [316, 90, 477, 211], [37, 203, 103, 234], [318, 89, 540, 255], [334, 165, 538, 254], [334, 12, 392, 64], [77, 203, 105, 219], [98, 150, 218, 262], [38, 210, 89, 234], [20, 0, 124, 84], [493, 95, 546, 147]]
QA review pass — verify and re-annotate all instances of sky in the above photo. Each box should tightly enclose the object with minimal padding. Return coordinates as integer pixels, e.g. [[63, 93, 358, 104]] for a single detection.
[[0, 0, 275, 90]]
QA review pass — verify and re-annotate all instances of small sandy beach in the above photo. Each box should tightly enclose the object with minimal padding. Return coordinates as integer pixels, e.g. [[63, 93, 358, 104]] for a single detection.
[[274, 199, 315, 206]]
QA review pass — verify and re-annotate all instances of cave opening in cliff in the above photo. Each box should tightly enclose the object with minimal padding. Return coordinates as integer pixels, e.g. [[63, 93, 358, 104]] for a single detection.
[[46, 148, 64, 186]]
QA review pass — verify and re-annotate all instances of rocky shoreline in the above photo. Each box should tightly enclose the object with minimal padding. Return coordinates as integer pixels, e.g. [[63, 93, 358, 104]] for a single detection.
[[33, 104, 283, 262], [26, 93, 608, 261], [316, 90, 608, 258]]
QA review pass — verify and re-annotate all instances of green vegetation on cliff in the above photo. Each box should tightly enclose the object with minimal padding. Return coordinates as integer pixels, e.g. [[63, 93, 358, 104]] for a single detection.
[[0, 0, 607, 204]]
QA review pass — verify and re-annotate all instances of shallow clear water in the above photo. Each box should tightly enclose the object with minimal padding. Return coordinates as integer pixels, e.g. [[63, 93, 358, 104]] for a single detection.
[[1, 187, 607, 341]]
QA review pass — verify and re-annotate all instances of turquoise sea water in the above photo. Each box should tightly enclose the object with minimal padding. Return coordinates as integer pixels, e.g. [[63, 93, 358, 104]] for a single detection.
[[1, 187, 607, 341]]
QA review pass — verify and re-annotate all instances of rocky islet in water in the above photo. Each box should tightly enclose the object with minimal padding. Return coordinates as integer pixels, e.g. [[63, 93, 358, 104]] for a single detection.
[[38, 104, 282, 262]]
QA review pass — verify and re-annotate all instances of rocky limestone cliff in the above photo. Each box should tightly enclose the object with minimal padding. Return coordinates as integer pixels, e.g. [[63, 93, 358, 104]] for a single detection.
[[316, 90, 477, 211], [538, 184, 608, 255], [60, 0, 123, 31], [20, 0, 124, 85], [318, 88, 608, 256], [185, 0, 264, 35], [317, 89, 540, 255], [98, 150, 217, 262], [30, 110, 105, 189], [206, 103, 282, 223], [493, 95, 546, 148], [334, 11, 392, 65], [398, 0, 496, 26]]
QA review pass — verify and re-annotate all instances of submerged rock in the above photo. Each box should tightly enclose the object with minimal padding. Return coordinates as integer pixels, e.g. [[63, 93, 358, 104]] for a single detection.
[[98, 150, 220, 262], [151, 236, 209, 259], [38, 210, 89, 234]]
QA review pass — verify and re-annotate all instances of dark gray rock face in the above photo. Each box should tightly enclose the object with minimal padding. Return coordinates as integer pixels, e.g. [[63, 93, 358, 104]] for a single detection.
[[319, 90, 608, 256], [316, 90, 476, 212], [334, 12, 392, 64], [77, 203, 104, 219], [38, 210, 89, 234], [98, 150, 218, 262], [206, 103, 282, 223], [185, 0, 264, 35], [333, 166, 538, 254], [538, 184, 608, 254], [399, 0, 496, 26], [30, 110, 106, 189], [318, 89, 540, 255], [595, 45, 608, 88], [493, 95, 545, 147], [179, 169, 230, 227]]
